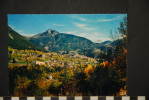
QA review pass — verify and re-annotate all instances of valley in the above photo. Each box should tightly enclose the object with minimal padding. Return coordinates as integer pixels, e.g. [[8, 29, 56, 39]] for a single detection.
[[8, 15, 127, 96]]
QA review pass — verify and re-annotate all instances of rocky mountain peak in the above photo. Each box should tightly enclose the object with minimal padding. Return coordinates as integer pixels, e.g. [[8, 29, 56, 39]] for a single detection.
[[32, 29, 59, 38], [47, 29, 59, 36]]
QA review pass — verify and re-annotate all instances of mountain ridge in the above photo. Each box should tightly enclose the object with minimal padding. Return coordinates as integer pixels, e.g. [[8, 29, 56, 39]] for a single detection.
[[29, 29, 96, 54], [8, 27, 121, 58]]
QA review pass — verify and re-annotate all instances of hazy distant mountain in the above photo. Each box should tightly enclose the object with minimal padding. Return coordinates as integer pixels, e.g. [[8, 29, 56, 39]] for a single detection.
[[100, 40, 112, 45]]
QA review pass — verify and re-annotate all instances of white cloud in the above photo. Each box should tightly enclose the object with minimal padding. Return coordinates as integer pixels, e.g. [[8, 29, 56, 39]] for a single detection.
[[64, 31, 111, 43], [70, 15, 125, 23], [79, 17, 87, 21], [70, 15, 87, 21], [95, 37, 112, 42], [67, 22, 112, 42], [53, 24, 64, 26], [97, 15, 124, 22], [73, 23, 95, 31], [74, 23, 86, 27], [65, 31, 77, 34], [21, 33, 35, 37]]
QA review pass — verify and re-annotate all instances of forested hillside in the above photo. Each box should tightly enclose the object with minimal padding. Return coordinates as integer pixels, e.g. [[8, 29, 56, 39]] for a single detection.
[[8, 27, 43, 51]]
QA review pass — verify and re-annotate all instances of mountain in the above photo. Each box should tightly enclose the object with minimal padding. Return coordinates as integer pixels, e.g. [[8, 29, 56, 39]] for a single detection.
[[8, 27, 123, 58], [29, 29, 96, 54], [100, 40, 112, 45], [8, 27, 42, 50]]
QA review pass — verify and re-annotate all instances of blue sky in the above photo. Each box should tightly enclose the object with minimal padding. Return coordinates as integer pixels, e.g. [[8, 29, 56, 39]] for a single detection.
[[8, 14, 127, 43]]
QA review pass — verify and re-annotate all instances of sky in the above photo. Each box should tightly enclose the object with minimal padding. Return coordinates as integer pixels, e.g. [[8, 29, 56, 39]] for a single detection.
[[8, 14, 127, 43]]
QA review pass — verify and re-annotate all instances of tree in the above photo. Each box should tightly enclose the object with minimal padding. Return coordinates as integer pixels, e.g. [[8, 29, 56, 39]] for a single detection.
[[112, 16, 128, 94], [89, 66, 121, 95], [74, 72, 89, 95], [118, 16, 127, 39]]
